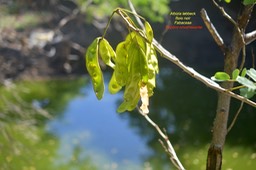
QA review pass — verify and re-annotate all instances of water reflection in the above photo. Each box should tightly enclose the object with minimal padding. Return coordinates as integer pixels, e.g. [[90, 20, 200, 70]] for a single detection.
[[0, 72, 256, 170], [46, 82, 151, 170]]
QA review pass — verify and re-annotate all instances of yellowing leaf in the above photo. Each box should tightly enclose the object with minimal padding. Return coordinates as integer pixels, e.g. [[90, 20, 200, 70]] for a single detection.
[[140, 85, 149, 115]]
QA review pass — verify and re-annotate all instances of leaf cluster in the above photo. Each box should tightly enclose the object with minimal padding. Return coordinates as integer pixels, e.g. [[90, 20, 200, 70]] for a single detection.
[[212, 68, 256, 98], [85, 11, 159, 113]]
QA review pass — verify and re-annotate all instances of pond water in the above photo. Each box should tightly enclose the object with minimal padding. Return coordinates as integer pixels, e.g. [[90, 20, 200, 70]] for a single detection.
[[0, 67, 256, 170], [45, 82, 151, 170]]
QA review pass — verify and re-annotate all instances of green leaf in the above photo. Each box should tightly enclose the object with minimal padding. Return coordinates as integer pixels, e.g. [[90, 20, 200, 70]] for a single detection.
[[236, 76, 256, 90], [240, 87, 256, 99], [241, 68, 247, 77], [243, 0, 256, 5], [232, 69, 240, 80], [224, 0, 231, 3], [211, 72, 230, 81], [246, 68, 256, 82]]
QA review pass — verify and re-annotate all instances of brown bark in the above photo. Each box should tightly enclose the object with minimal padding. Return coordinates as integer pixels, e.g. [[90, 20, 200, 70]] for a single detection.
[[206, 4, 254, 170]]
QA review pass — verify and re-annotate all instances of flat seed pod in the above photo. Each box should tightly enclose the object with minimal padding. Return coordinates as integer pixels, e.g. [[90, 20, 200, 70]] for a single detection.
[[127, 35, 148, 84], [108, 71, 122, 94], [144, 21, 154, 43], [99, 38, 116, 68], [115, 41, 129, 86], [85, 37, 104, 100], [117, 75, 140, 113]]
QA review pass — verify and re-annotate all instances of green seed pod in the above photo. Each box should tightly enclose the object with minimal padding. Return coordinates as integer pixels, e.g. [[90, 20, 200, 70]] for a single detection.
[[117, 74, 140, 113], [145, 43, 158, 97], [85, 37, 104, 100], [144, 21, 154, 43], [99, 38, 116, 69], [115, 41, 129, 86], [127, 35, 148, 84], [116, 31, 159, 113], [108, 71, 122, 94]]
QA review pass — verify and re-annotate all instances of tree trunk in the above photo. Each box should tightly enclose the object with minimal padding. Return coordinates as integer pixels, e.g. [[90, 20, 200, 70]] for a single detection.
[[206, 5, 254, 170]]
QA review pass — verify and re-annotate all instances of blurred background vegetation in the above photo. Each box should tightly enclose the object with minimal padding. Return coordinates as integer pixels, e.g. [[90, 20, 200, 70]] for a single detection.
[[1, 0, 170, 28]]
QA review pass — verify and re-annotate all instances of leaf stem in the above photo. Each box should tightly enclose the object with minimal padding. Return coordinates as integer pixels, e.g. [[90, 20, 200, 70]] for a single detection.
[[101, 9, 118, 39], [229, 85, 245, 91]]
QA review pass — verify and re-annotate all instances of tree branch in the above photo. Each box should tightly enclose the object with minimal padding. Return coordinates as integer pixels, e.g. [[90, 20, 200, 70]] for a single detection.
[[200, 8, 226, 53], [128, 0, 145, 29], [212, 0, 245, 44], [212, 0, 237, 26], [137, 107, 185, 170], [245, 30, 256, 45], [152, 39, 256, 108]]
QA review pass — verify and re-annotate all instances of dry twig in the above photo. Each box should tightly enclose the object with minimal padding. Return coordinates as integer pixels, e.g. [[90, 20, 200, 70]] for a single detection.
[[137, 107, 185, 170], [211, 0, 244, 44]]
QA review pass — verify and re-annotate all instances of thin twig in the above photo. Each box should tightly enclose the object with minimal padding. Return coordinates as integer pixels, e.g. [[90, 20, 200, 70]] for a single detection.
[[152, 38, 256, 108], [200, 8, 226, 53], [128, 0, 144, 29], [239, 46, 246, 71], [251, 48, 255, 68], [212, 0, 237, 26], [137, 107, 185, 170], [56, 8, 80, 31], [212, 0, 244, 44], [159, 17, 171, 44], [227, 102, 244, 133]]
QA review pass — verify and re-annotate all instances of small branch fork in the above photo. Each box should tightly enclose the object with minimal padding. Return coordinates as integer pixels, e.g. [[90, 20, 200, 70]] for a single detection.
[[202, 0, 256, 47], [137, 108, 185, 170]]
